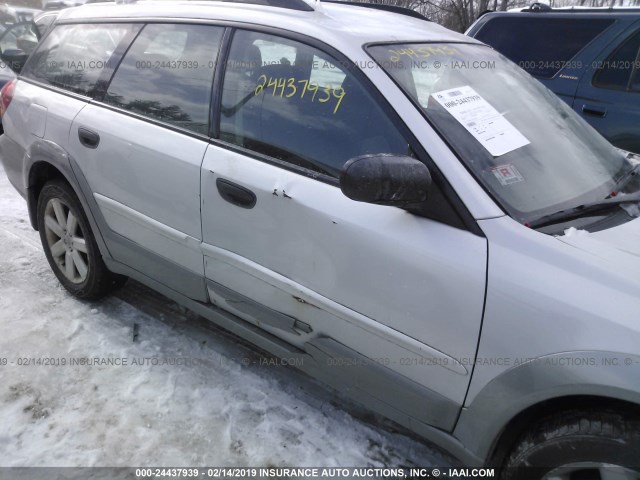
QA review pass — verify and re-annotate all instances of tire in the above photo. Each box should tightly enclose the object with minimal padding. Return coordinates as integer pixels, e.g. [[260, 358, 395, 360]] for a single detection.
[[501, 409, 640, 480], [37, 179, 126, 300]]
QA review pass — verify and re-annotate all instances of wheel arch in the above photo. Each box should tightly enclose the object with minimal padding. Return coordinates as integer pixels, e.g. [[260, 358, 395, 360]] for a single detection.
[[454, 351, 640, 466], [27, 160, 69, 230], [25, 144, 113, 262], [485, 395, 640, 468]]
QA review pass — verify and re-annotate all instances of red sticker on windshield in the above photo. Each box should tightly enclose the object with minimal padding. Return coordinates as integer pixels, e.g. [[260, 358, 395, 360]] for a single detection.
[[491, 164, 524, 186]]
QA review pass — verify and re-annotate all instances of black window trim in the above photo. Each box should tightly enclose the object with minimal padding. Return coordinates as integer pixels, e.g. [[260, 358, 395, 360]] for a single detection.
[[97, 22, 226, 135], [212, 25, 483, 235], [92, 23, 145, 101], [363, 39, 492, 234], [20, 21, 144, 100], [19, 17, 482, 236]]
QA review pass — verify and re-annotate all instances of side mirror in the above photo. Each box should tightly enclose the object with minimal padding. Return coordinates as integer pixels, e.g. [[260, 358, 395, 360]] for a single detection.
[[340, 154, 431, 206]]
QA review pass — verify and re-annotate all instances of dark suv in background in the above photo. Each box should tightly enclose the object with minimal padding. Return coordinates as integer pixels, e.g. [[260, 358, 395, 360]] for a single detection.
[[467, 8, 640, 154]]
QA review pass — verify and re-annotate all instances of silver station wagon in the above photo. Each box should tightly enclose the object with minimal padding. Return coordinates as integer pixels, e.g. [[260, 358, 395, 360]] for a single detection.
[[1, 0, 639, 476]]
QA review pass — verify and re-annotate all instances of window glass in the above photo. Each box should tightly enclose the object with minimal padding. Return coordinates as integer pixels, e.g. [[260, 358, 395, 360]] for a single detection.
[[368, 43, 633, 226], [594, 30, 640, 91], [632, 69, 640, 92], [309, 55, 346, 87], [23, 23, 134, 96], [104, 24, 223, 135], [474, 17, 614, 78], [219, 30, 409, 177]]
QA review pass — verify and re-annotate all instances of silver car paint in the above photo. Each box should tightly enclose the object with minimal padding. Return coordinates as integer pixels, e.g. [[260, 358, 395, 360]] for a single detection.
[[467, 215, 640, 405], [0, 1, 638, 467], [68, 105, 208, 276], [200, 145, 487, 410], [6, 82, 86, 186]]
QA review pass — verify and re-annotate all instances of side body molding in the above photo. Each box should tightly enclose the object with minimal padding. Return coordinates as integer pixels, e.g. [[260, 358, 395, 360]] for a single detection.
[[304, 337, 462, 430]]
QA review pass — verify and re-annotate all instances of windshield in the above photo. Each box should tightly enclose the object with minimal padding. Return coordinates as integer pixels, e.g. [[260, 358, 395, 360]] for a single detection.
[[367, 43, 636, 225]]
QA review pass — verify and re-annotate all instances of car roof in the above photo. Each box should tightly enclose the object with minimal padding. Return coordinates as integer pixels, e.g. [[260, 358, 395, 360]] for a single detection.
[[54, 0, 479, 46]]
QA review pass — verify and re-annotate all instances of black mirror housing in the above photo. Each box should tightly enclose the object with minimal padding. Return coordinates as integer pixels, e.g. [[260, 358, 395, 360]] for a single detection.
[[340, 154, 431, 206]]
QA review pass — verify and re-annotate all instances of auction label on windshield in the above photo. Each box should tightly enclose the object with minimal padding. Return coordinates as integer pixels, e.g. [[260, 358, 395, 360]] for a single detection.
[[431, 86, 530, 157]]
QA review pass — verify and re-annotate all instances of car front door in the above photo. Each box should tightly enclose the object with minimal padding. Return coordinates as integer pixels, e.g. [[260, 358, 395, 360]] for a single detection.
[[68, 23, 225, 299], [573, 23, 640, 154], [201, 29, 488, 430]]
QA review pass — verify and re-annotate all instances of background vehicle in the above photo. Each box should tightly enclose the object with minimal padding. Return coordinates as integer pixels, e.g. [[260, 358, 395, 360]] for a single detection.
[[467, 8, 640, 154], [43, 0, 84, 10], [0, 3, 41, 23], [33, 10, 58, 36], [0, 1, 639, 476], [0, 20, 42, 133]]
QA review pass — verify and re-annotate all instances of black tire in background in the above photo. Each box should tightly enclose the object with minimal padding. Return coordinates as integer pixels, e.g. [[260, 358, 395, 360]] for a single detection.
[[37, 179, 126, 300], [502, 409, 640, 480]]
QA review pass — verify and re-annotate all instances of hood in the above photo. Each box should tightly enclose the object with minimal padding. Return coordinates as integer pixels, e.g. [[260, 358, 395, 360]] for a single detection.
[[556, 218, 640, 283]]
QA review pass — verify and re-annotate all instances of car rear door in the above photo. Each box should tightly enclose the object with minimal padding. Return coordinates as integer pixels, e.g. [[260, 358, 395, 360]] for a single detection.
[[573, 22, 640, 154], [201, 28, 488, 430], [67, 23, 225, 299]]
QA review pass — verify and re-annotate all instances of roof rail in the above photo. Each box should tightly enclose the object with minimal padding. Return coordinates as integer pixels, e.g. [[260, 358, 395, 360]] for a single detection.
[[322, 0, 429, 20], [185, 0, 314, 10], [519, 2, 640, 12]]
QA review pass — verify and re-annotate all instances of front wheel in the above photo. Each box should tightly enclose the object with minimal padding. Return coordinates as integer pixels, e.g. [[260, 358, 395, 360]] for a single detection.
[[501, 409, 640, 480], [37, 179, 126, 300]]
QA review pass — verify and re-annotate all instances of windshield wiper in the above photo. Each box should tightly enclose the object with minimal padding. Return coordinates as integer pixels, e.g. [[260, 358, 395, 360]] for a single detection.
[[528, 191, 640, 229], [613, 161, 640, 192]]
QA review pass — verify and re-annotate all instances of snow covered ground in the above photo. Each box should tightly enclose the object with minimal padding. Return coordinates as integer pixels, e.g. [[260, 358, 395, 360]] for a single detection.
[[0, 163, 453, 468]]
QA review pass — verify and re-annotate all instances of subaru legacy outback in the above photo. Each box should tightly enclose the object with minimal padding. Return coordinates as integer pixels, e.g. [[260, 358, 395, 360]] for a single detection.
[[1, 0, 639, 476]]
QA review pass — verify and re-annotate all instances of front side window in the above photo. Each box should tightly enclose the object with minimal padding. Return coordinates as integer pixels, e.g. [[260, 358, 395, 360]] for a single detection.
[[368, 43, 635, 225], [594, 30, 640, 91], [473, 17, 614, 78], [219, 30, 409, 177], [23, 23, 135, 96], [104, 23, 224, 135]]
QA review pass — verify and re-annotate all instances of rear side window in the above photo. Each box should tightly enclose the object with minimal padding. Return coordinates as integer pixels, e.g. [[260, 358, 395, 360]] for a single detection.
[[474, 17, 614, 78], [219, 30, 409, 177], [594, 29, 640, 91], [104, 23, 224, 135], [23, 23, 135, 96]]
